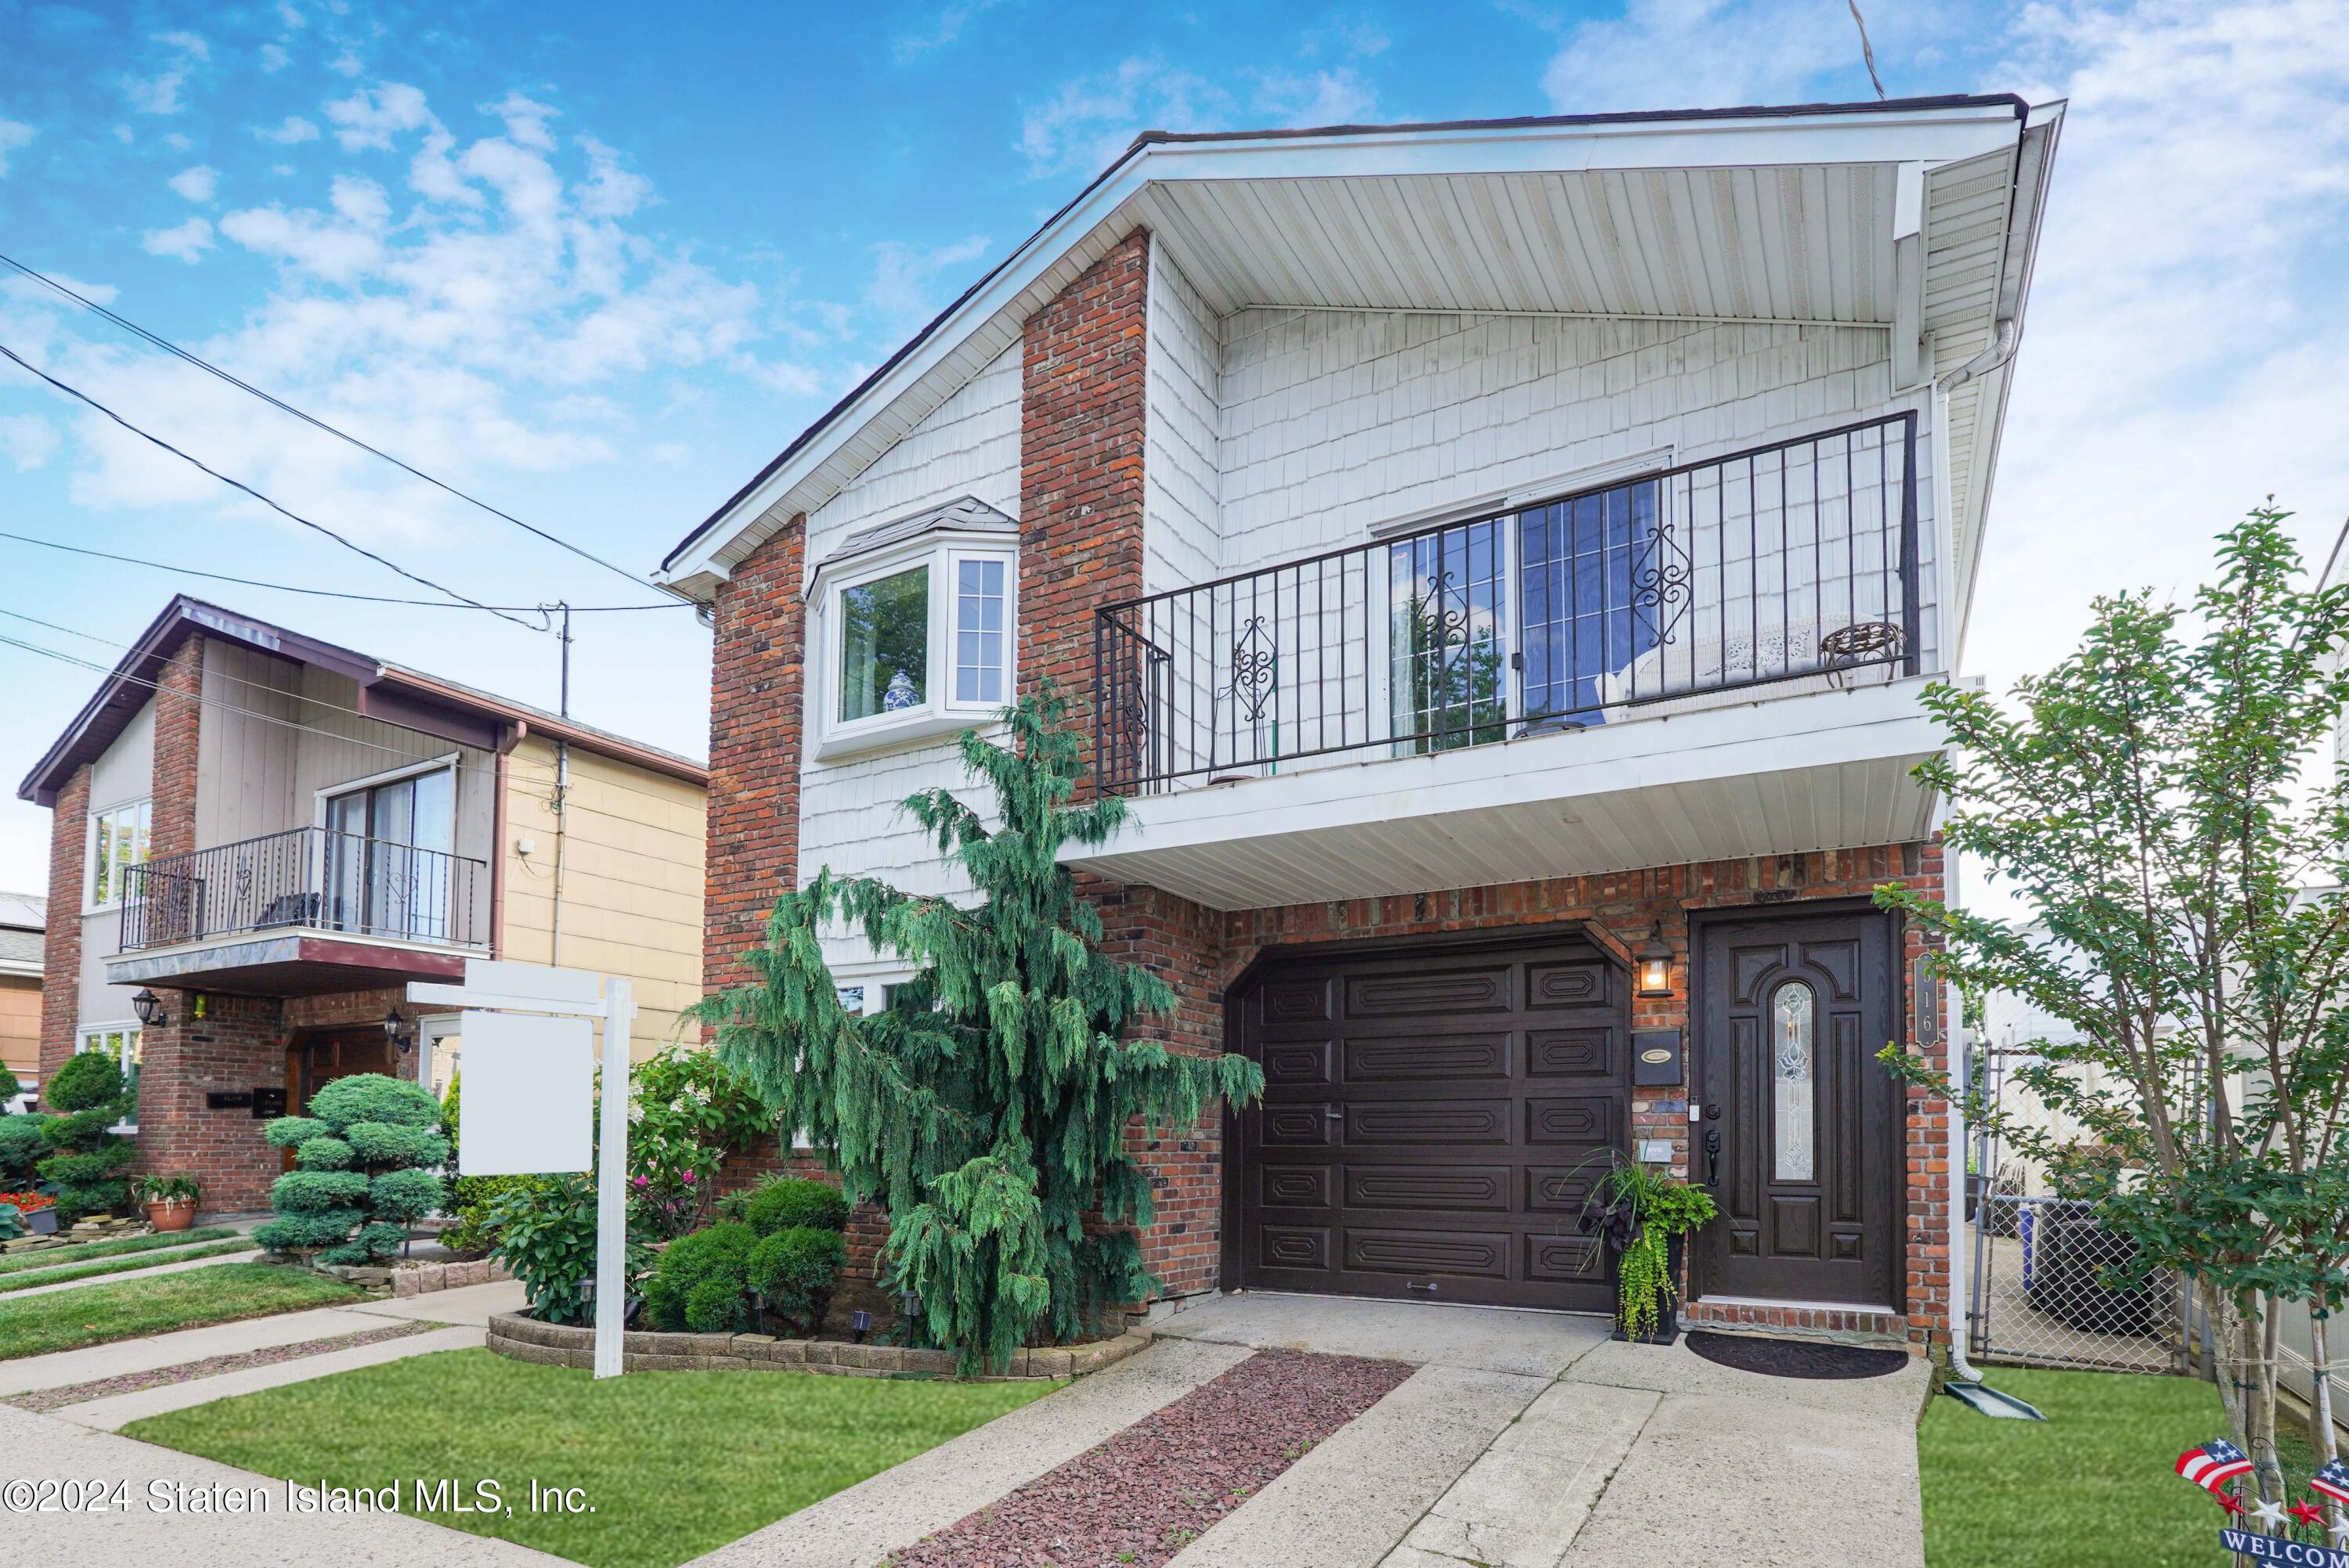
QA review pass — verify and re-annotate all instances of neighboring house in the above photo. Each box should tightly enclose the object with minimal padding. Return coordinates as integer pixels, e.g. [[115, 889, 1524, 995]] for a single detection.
[[0, 890, 41, 1106], [16, 597, 707, 1213], [662, 96, 2064, 1350]]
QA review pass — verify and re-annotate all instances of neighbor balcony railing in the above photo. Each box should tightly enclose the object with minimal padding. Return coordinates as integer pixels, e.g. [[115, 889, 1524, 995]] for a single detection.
[[1094, 413, 1920, 794], [119, 825, 491, 952]]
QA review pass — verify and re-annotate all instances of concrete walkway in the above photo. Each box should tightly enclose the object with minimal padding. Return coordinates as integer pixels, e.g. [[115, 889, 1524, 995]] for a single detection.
[[1, 1245, 264, 1298]]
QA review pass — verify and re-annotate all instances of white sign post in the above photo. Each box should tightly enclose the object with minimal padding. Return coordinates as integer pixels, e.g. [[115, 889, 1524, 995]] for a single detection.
[[410, 958, 635, 1378]]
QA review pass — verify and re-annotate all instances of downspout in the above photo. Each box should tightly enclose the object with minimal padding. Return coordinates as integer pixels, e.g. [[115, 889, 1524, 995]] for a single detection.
[[1935, 315, 2017, 395], [489, 719, 527, 958], [550, 739, 569, 968]]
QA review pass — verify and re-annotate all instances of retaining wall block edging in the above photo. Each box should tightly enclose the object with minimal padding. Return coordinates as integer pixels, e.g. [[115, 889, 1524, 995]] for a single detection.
[[483, 1312, 1152, 1382]]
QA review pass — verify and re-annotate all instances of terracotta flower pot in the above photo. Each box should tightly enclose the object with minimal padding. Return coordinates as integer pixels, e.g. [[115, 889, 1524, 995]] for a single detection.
[[146, 1199, 197, 1232]]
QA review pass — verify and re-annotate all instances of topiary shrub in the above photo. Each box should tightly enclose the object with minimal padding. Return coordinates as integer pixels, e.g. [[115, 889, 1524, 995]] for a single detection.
[[746, 1225, 845, 1336], [37, 1052, 132, 1222], [742, 1176, 849, 1238], [254, 1074, 449, 1266], [642, 1222, 755, 1332], [0, 1114, 51, 1186], [0, 1062, 19, 1105]]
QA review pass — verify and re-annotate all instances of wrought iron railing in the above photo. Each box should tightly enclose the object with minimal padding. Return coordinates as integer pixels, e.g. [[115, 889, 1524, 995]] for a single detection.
[[119, 826, 490, 952], [1095, 413, 1920, 793]]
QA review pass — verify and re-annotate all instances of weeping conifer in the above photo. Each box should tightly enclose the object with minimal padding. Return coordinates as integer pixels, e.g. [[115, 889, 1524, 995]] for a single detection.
[[695, 683, 1264, 1374]]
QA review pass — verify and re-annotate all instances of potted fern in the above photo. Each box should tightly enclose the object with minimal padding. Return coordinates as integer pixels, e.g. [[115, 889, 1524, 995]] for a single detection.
[[1579, 1158, 1717, 1345], [139, 1173, 201, 1231]]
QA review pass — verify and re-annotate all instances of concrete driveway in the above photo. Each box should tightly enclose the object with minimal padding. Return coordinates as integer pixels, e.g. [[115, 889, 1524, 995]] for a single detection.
[[1151, 1292, 1932, 1568]]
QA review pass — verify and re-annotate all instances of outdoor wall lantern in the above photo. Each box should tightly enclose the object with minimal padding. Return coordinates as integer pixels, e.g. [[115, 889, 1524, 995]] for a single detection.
[[132, 988, 170, 1029], [1635, 921, 1676, 998], [382, 1007, 413, 1056]]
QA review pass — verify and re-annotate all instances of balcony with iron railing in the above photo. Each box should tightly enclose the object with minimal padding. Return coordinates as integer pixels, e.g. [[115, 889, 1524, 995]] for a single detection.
[[110, 826, 490, 995], [1096, 413, 1921, 795], [1071, 413, 1947, 910]]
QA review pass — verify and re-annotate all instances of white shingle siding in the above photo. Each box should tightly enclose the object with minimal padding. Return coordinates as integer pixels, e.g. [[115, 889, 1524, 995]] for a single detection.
[[796, 344, 1023, 967], [1145, 247, 1224, 594], [1210, 308, 1938, 672], [802, 344, 1023, 581]]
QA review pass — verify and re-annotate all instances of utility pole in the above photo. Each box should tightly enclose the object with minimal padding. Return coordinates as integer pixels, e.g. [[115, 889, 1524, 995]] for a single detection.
[[556, 600, 572, 717]]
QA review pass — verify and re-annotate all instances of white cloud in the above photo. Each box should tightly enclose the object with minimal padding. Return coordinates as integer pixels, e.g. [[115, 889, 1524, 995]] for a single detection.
[[1536, 0, 1877, 114], [13, 82, 788, 563], [141, 216, 215, 262], [893, 0, 1005, 63], [484, 92, 557, 151], [0, 415, 58, 472], [327, 49, 363, 78], [0, 118, 31, 178], [257, 114, 319, 144], [169, 164, 218, 202], [1960, 0, 2349, 702], [260, 43, 290, 73], [1017, 54, 1382, 179], [864, 234, 990, 330], [124, 31, 210, 115], [276, 1, 305, 27], [326, 82, 431, 150]]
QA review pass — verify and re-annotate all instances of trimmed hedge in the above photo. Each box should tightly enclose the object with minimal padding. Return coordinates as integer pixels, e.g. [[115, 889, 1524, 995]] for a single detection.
[[642, 1223, 755, 1332], [742, 1177, 849, 1238], [745, 1227, 844, 1335]]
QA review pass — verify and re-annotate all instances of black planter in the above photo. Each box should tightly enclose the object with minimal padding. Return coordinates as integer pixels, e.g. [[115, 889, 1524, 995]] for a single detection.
[[1611, 1233, 1684, 1346]]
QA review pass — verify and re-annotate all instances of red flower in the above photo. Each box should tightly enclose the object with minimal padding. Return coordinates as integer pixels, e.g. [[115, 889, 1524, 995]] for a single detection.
[[0, 1191, 53, 1213]]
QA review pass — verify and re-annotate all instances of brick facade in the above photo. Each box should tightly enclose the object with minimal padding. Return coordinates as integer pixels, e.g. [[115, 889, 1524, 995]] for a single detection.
[[150, 633, 204, 860], [702, 519, 808, 994], [38, 766, 87, 1078], [1019, 227, 1150, 736], [689, 219, 1960, 1352]]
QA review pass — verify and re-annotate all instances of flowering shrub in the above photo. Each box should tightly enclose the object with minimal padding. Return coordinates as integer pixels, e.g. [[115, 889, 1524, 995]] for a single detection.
[[627, 1048, 774, 1241], [0, 1190, 52, 1213]]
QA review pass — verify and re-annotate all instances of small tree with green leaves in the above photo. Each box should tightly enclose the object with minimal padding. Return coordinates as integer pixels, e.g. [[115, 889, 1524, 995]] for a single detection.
[[37, 1052, 134, 1221], [254, 1073, 449, 1266], [697, 683, 1265, 1374], [1878, 507, 2349, 1511]]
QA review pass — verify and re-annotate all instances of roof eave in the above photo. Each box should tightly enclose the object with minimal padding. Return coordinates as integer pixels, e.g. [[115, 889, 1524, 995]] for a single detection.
[[657, 95, 2035, 593]]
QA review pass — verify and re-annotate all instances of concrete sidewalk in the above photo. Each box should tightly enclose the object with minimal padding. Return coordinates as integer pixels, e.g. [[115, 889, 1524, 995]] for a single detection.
[[0, 1401, 565, 1566]]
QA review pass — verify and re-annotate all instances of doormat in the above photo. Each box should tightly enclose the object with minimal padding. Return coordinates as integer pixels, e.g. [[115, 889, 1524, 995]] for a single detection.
[[1683, 1330, 1908, 1379]]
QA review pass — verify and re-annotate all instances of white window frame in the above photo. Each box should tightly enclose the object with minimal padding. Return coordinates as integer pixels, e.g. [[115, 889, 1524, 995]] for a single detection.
[[418, 1012, 463, 1105], [312, 752, 463, 832], [85, 797, 153, 914], [813, 532, 1019, 761], [76, 1019, 143, 1133]]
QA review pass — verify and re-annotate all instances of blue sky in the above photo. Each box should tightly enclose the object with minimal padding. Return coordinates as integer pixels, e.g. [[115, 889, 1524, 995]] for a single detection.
[[2, 0, 2347, 894]]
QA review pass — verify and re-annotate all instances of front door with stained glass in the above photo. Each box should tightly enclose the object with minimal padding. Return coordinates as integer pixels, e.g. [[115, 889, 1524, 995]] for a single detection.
[[1693, 908, 1903, 1310]]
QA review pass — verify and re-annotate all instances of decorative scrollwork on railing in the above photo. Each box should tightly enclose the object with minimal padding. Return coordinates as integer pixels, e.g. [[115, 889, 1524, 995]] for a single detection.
[[1630, 519, 1694, 646], [1227, 615, 1279, 726]]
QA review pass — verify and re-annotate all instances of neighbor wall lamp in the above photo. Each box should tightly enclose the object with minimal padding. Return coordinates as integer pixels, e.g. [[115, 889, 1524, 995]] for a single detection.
[[1634, 921, 1675, 998], [382, 1007, 413, 1057], [132, 988, 170, 1029]]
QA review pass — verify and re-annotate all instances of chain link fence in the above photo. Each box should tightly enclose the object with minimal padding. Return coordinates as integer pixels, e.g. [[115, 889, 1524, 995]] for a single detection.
[[1968, 1188, 2189, 1373]]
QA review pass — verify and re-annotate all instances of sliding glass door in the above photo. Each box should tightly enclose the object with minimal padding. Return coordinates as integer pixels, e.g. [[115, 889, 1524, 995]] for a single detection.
[[323, 768, 455, 942]]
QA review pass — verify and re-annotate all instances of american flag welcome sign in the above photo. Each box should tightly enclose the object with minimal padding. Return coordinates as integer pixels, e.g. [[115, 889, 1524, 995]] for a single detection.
[[2178, 1440, 2254, 1492]]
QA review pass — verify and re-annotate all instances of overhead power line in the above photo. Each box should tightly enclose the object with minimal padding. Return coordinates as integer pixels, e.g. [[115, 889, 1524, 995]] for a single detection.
[[0, 247, 663, 593], [0, 528, 689, 612], [0, 340, 538, 631]]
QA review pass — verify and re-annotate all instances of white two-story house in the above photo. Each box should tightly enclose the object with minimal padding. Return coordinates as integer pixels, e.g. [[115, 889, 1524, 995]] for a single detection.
[[662, 95, 2063, 1351]]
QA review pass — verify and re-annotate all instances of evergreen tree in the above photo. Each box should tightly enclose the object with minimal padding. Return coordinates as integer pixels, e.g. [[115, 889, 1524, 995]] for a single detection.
[[697, 684, 1264, 1373]]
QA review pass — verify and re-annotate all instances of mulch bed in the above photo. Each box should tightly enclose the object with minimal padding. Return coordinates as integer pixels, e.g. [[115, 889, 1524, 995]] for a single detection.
[[889, 1349, 1412, 1568], [1683, 1329, 1909, 1380], [5, 1319, 441, 1412]]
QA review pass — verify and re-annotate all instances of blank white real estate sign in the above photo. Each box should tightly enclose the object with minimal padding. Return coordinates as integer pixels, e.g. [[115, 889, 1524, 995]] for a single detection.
[[457, 1009, 594, 1175]]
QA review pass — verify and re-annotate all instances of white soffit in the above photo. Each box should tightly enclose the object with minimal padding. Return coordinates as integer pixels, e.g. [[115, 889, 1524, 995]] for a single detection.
[[1060, 679, 1946, 910], [662, 100, 2035, 597]]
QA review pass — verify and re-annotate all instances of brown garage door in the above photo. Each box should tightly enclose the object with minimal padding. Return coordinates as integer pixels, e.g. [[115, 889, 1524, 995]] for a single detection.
[[1229, 931, 1630, 1312]]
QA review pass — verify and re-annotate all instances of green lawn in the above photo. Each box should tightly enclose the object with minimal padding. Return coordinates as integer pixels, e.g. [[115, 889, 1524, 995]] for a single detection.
[[129, 1347, 1057, 1568], [0, 1238, 255, 1293], [1921, 1368, 2323, 1568], [0, 1226, 240, 1274], [0, 1262, 360, 1359]]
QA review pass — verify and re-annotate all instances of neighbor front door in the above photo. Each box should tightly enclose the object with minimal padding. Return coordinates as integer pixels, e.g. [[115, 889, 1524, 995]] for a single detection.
[[1694, 907, 1903, 1310]]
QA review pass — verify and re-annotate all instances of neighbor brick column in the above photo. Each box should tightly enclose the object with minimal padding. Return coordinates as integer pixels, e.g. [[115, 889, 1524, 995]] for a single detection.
[[1019, 226, 1150, 737], [149, 633, 204, 860], [38, 766, 88, 1079], [702, 517, 809, 993], [133, 992, 284, 1212]]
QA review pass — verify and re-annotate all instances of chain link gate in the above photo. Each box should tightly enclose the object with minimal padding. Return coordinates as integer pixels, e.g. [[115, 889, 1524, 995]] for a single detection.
[[1965, 1044, 2195, 1374]]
